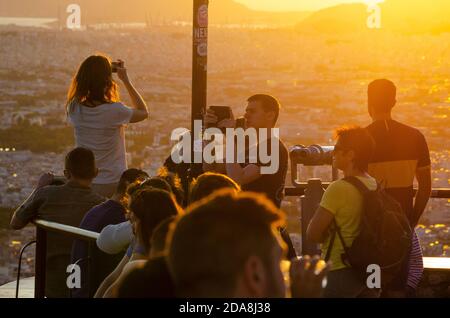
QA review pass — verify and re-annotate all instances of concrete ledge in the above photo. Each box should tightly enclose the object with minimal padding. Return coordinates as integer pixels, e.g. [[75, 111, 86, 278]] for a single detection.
[[1, 258, 449, 298], [0, 277, 34, 298], [418, 257, 450, 298]]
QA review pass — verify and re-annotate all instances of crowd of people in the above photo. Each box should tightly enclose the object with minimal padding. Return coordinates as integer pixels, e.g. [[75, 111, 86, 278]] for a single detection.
[[9, 54, 432, 298]]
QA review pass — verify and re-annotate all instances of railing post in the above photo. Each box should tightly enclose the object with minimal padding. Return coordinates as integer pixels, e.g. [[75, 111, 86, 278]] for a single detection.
[[300, 178, 324, 256], [88, 242, 94, 298], [35, 227, 47, 298]]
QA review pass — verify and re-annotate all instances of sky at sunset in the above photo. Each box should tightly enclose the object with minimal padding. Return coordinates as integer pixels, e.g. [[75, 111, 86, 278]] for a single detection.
[[234, 0, 370, 11]]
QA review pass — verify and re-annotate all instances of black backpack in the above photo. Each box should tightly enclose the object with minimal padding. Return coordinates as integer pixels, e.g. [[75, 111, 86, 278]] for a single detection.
[[325, 176, 412, 286]]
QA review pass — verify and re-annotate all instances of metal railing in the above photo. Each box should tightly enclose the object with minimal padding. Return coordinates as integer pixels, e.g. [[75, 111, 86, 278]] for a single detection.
[[284, 180, 450, 256], [16, 220, 99, 298], [285, 183, 450, 198]]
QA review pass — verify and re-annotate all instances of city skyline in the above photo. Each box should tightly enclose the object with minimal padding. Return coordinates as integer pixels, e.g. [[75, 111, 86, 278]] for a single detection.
[[235, 0, 368, 11]]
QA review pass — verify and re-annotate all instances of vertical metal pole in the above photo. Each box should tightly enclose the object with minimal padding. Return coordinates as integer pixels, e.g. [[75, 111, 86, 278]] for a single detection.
[[35, 227, 47, 298], [300, 179, 324, 256], [87, 242, 94, 298], [190, 0, 209, 179]]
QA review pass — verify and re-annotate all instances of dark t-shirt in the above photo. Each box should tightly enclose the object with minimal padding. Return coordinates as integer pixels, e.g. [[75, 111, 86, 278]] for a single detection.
[[71, 199, 127, 298], [14, 182, 105, 298], [241, 137, 289, 208], [366, 119, 431, 225]]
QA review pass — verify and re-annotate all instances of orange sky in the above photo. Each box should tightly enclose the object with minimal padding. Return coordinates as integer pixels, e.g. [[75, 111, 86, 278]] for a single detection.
[[235, 0, 369, 11]]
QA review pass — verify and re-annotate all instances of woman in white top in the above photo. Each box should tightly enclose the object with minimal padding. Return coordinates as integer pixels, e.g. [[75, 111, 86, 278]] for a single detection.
[[66, 54, 148, 197]]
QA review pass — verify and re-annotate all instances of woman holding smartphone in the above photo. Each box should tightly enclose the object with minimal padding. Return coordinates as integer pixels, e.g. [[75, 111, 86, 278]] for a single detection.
[[66, 54, 149, 198]]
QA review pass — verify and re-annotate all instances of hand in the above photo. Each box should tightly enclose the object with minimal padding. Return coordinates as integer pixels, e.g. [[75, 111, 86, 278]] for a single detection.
[[116, 59, 129, 83], [290, 255, 330, 298], [217, 111, 236, 129], [37, 172, 54, 189], [204, 108, 218, 126]]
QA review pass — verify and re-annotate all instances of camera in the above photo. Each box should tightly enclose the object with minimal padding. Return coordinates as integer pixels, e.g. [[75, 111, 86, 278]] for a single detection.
[[51, 176, 67, 186], [235, 117, 246, 129], [111, 60, 124, 73]]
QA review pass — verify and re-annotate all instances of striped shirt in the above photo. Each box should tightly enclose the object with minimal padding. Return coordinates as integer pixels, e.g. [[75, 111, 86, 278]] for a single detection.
[[407, 230, 424, 290]]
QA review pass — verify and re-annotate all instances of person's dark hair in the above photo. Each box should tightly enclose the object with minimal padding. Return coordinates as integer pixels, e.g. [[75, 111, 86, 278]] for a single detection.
[[247, 94, 281, 125], [334, 126, 376, 172], [117, 169, 149, 195], [127, 177, 172, 198], [66, 54, 119, 112], [189, 172, 240, 204], [65, 147, 97, 179], [150, 216, 176, 255], [157, 166, 185, 207], [167, 189, 285, 297], [129, 188, 182, 255], [368, 79, 397, 113], [117, 256, 175, 298]]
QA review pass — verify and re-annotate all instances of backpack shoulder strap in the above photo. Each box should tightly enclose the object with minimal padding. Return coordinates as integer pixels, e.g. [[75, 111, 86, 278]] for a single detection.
[[324, 226, 336, 262], [324, 220, 351, 264], [343, 176, 372, 195]]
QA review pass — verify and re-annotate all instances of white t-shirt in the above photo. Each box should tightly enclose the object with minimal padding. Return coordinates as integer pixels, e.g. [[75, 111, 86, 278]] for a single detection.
[[68, 101, 133, 184]]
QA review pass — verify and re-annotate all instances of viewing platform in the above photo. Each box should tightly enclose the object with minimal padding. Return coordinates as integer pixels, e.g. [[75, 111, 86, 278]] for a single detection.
[[1, 184, 449, 299]]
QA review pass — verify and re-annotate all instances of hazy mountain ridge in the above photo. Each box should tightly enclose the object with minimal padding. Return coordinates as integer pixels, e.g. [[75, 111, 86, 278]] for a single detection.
[[0, 0, 310, 26], [296, 0, 450, 34]]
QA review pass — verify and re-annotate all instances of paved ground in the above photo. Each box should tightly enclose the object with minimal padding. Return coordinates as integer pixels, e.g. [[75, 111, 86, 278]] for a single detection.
[[0, 277, 34, 298]]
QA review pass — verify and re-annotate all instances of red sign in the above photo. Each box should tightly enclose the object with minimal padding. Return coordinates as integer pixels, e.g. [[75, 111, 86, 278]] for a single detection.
[[197, 4, 208, 28]]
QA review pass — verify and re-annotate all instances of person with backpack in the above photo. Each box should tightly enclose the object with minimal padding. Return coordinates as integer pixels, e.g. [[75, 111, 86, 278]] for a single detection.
[[307, 126, 412, 298]]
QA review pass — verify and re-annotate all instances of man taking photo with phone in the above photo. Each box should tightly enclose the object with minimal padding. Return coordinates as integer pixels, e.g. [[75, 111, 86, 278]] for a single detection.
[[204, 94, 297, 259]]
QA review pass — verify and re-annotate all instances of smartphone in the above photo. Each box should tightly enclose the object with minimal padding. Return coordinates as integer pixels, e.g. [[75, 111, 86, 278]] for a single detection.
[[235, 117, 246, 129], [111, 61, 124, 73], [208, 106, 232, 126], [51, 176, 66, 186]]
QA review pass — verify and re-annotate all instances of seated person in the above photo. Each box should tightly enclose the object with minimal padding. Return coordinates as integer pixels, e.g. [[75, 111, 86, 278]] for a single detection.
[[95, 177, 173, 255], [10, 147, 105, 298], [188, 172, 240, 205], [116, 217, 177, 298], [157, 166, 186, 207], [167, 189, 330, 298], [71, 168, 149, 298], [116, 256, 174, 298], [94, 188, 182, 298]]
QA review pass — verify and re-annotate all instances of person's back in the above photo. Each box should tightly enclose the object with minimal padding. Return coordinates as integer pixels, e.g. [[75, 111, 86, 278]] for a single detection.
[[36, 182, 104, 297], [71, 199, 126, 297], [365, 79, 432, 297], [10, 147, 105, 298], [68, 101, 133, 186], [66, 55, 149, 197], [71, 168, 148, 297], [367, 119, 430, 223]]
